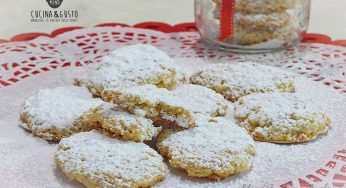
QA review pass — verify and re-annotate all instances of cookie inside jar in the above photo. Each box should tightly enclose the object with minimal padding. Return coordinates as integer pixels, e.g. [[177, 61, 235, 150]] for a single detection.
[[195, 0, 311, 52]]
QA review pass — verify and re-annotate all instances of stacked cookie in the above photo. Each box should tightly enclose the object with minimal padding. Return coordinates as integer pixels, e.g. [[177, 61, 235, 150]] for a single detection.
[[19, 44, 331, 187], [212, 0, 298, 45], [102, 84, 227, 128]]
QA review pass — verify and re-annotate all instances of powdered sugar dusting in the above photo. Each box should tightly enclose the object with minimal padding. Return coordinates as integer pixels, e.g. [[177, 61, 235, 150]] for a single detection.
[[100, 103, 161, 141], [160, 118, 254, 171], [118, 84, 185, 107], [56, 130, 166, 187], [0, 59, 345, 187], [114, 84, 227, 122], [20, 86, 103, 130], [234, 92, 330, 141], [174, 84, 227, 116], [235, 93, 326, 123], [155, 77, 346, 188], [105, 44, 175, 66], [78, 44, 177, 90], [190, 63, 295, 101], [100, 104, 154, 130]]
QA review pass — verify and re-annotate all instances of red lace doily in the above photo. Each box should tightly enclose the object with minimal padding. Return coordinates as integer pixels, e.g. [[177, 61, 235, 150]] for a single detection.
[[1, 22, 346, 47], [0, 22, 345, 188]]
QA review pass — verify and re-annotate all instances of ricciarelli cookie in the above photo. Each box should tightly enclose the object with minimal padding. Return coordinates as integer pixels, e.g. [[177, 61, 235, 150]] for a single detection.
[[235, 13, 291, 32], [75, 44, 177, 97], [234, 92, 331, 143], [190, 63, 295, 102], [156, 117, 255, 180], [19, 86, 103, 141], [97, 103, 161, 142], [101, 84, 227, 128], [232, 13, 296, 45], [55, 131, 166, 188], [233, 24, 296, 45]]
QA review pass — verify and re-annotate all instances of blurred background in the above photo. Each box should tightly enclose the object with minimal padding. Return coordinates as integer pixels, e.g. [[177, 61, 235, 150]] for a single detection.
[[0, 0, 345, 39]]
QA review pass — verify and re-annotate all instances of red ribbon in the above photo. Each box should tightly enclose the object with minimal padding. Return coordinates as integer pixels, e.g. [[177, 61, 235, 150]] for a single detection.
[[219, 0, 236, 40]]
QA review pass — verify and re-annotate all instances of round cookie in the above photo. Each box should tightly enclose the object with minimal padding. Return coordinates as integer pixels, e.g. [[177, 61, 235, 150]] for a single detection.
[[55, 130, 166, 188], [75, 44, 177, 97], [19, 86, 103, 141], [190, 63, 295, 102], [234, 92, 331, 143], [156, 118, 255, 180]]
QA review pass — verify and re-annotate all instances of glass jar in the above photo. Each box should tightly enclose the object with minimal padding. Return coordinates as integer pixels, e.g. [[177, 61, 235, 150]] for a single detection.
[[195, 0, 311, 53]]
